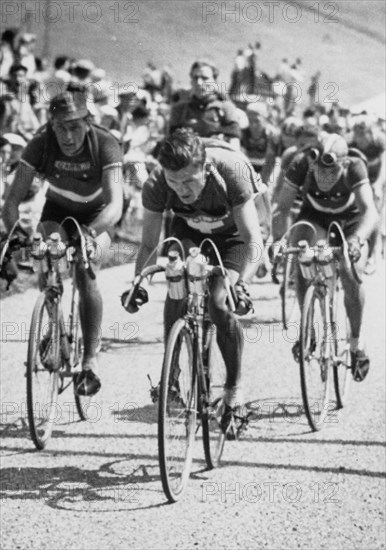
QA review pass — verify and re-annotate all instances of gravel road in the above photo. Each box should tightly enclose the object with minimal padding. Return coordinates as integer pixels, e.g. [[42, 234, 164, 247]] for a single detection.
[[1, 259, 385, 550]]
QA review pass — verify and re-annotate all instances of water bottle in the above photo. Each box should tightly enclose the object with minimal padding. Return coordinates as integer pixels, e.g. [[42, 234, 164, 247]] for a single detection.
[[315, 239, 334, 278], [165, 251, 187, 300], [298, 240, 317, 280], [30, 232, 48, 273], [47, 232, 68, 273], [186, 247, 207, 295]]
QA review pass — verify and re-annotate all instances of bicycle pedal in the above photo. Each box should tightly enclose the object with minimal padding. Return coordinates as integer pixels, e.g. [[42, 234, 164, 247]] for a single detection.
[[147, 374, 159, 403]]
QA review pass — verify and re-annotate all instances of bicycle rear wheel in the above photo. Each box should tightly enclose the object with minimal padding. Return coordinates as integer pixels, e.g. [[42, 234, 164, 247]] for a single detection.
[[26, 293, 60, 450], [201, 324, 226, 469], [332, 276, 351, 409], [70, 296, 94, 420], [282, 254, 299, 329], [299, 285, 331, 431], [158, 318, 197, 502]]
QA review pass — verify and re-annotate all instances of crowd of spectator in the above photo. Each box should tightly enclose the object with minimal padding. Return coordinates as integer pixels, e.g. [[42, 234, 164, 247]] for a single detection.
[[0, 29, 385, 269]]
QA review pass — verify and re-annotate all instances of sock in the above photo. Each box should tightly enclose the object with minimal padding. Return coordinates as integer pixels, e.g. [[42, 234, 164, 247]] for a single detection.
[[350, 337, 365, 353], [223, 385, 243, 408]]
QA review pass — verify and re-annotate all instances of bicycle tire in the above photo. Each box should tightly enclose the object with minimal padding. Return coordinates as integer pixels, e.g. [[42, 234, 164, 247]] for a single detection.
[[299, 285, 331, 431], [282, 254, 299, 329], [332, 275, 351, 409], [72, 300, 91, 421], [158, 318, 197, 502], [201, 324, 226, 469], [26, 293, 60, 450]]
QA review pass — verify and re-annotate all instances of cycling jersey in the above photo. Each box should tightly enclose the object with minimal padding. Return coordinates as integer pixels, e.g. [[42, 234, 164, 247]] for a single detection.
[[169, 94, 240, 139], [142, 143, 264, 235], [349, 130, 385, 183], [241, 124, 281, 169], [21, 123, 122, 215], [285, 153, 369, 215]]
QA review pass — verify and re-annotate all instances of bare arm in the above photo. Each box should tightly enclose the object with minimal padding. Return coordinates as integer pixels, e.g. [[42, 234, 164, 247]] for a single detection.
[[3, 162, 36, 231], [353, 182, 379, 241], [87, 166, 123, 235], [272, 180, 298, 241], [372, 151, 386, 203], [232, 198, 265, 283], [135, 208, 163, 275]]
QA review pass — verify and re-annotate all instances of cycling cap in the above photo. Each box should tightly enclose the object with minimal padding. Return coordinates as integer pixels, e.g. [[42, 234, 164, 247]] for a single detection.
[[320, 133, 348, 158], [49, 91, 88, 121], [282, 116, 302, 135], [74, 59, 95, 72], [309, 132, 348, 166], [353, 114, 373, 130], [2, 133, 27, 148]]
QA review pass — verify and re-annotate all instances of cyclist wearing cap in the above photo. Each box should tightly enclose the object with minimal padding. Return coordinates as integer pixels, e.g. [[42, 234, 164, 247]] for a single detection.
[[169, 61, 241, 149], [3, 90, 124, 396], [241, 99, 281, 188], [122, 128, 265, 430], [349, 116, 386, 274], [271, 124, 320, 220], [273, 133, 378, 381]]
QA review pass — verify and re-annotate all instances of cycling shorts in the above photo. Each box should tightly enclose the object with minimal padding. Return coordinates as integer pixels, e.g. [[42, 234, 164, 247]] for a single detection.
[[297, 206, 361, 241], [40, 200, 106, 238], [169, 217, 251, 273]]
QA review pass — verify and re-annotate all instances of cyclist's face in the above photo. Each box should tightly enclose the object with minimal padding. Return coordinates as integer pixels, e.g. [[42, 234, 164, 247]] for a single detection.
[[281, 131, 297, 149], [247, 114, 265, 137], [51, 117, 88, 156], [164, 162, 206, 204], [313, 160, 345, 191], [190, 66, 217, 99], [0, 144, 12, 164]]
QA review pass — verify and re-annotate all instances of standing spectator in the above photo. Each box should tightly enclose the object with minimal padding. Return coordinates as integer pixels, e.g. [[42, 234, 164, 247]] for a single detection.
[[14, 33, 41, 78], [241, 100, 281, 187], [3, 63, 40, 139], [142, 62, 162, 100], [43, 55, 72, 101], [0, 136, 12, 209], [0, 28, 18, 79], [308, 71, 321, 106], [349, 115, 386, 273], [169, 60, 241, 149], [71, 59, 94, 85]]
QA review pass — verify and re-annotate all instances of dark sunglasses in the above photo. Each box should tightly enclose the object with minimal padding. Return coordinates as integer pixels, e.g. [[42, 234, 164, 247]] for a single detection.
[[309, 148, 339, 167]]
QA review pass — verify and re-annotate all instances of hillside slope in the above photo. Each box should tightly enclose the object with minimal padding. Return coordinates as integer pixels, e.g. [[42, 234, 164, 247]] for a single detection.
[[4, 0, 386, 105]]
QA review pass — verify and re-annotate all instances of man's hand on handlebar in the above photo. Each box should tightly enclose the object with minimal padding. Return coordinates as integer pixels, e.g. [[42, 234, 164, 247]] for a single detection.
[[81, 225, 98, 261], [347, 235, 363, 263], [121, 283, 149, 313], [234, 279, 253, 316]]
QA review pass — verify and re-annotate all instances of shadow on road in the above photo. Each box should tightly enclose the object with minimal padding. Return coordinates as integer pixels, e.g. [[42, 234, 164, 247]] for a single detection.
[[0, 460, 168, 512]]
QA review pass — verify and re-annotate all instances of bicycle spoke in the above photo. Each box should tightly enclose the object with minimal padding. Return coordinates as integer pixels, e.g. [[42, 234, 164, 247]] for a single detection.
[[300, 288, 331, 431], [332, 277, 351, 408], [26, 294, 60, 450], [202, 325, 226, 469], [159, 321, 197, 502]]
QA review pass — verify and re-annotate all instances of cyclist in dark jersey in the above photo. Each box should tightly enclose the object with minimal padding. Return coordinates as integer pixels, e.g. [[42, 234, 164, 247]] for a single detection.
[[169, 61, 241, 149], [123, 128, 266, 429], [272, 133, 378, 382], [3, 90, 124, 396], [349, 116, 386, 274]]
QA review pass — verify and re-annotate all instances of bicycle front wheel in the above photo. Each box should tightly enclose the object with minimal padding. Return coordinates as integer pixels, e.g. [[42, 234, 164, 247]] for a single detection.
[[26, 293, 60, 450], [299, 285, 331, 431], [202, 324, 226, 469], [332, 276, 351, 409], [158, 318, 197, 503]]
